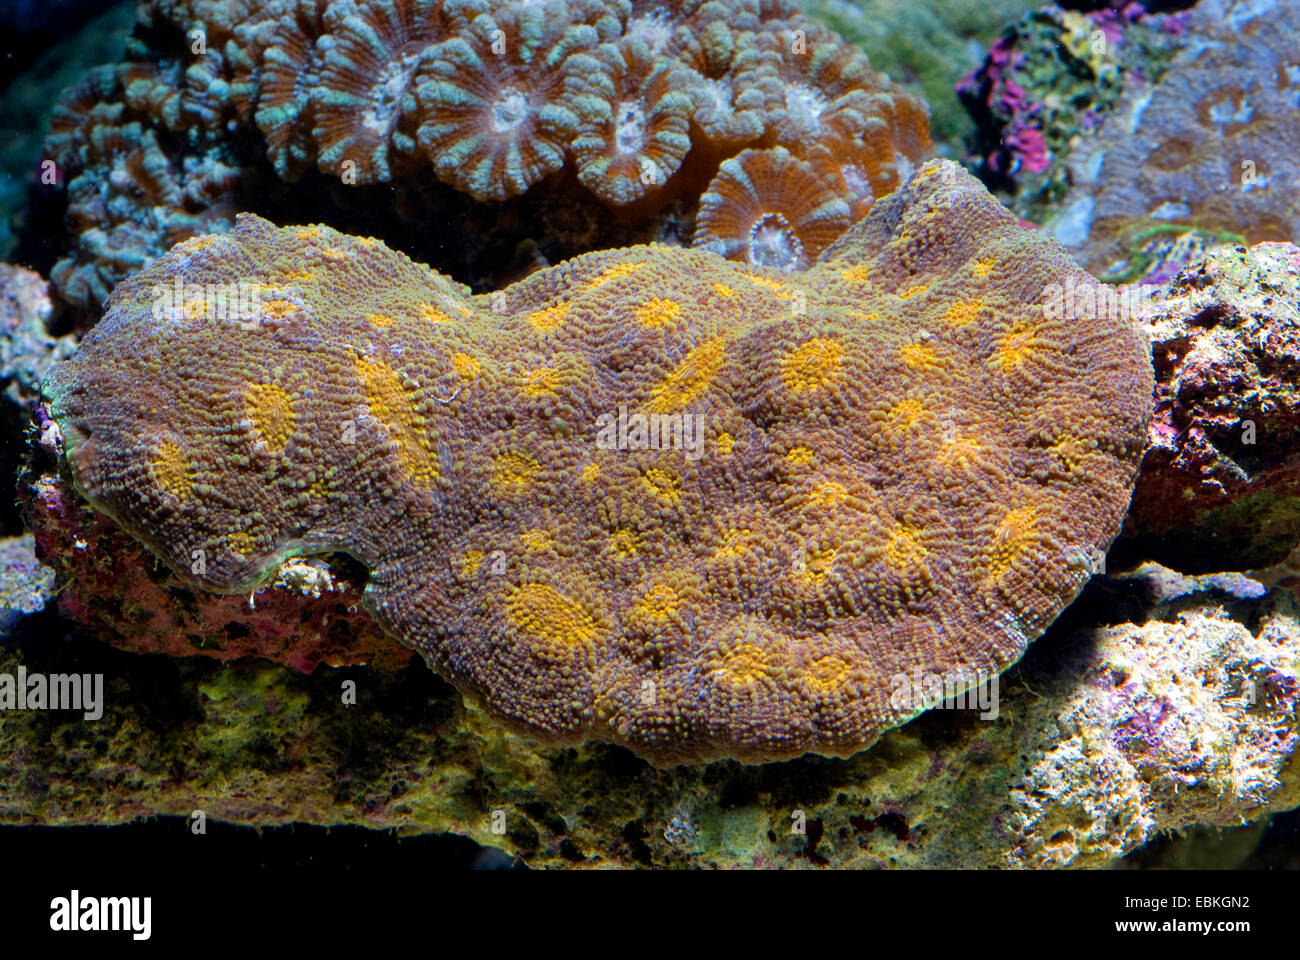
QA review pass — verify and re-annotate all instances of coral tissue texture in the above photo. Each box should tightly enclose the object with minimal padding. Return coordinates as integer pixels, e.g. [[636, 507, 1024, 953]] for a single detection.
[[1051, 0, 1300, 274], [43, 161, 1152, 765]]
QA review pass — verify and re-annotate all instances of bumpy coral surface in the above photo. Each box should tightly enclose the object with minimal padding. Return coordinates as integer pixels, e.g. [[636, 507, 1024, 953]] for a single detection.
[[43, 161, 1151, 764], [1050, 0, 1300, 275]]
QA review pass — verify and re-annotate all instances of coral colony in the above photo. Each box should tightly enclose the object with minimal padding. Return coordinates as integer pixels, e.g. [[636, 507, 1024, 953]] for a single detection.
[[45, 0, 929, 312], [5, 0, 1300, 868], [44, 163, 1150, 763]]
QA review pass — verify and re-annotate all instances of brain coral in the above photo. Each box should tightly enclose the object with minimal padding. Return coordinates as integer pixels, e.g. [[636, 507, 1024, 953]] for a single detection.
[[1049, 0, 1300, 275], [43, 161, 1152, 764]]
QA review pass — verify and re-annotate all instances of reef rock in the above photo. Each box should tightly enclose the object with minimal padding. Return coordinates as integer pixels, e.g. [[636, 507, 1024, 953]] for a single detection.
[[1124, 241, 1300, 572], [1049, 0, 1300, 276], [2, 563, 1295, 869]]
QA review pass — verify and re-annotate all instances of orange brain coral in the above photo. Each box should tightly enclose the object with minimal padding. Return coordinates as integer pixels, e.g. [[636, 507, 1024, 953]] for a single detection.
[[44, 161, 1152, 764]]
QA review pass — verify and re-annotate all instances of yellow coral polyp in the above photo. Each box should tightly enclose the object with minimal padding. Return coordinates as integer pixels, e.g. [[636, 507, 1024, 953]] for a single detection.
[[259, 298, 299, 321], [746, 274, 789, 295], [419, 303, 452, 324], [609, 528, 640, 555], [528, 302, 570, 333], [635, 298, 682, 329], [357, 357, 439, 488], [713, 528, 751, 561], [939, 435, 986, 468], [716, 433, 736, 456], [634, 583, 680, 621], [227, 531, 257, 556], [521, 528, 552, 551], [712, 284, 733, 299], [451, 352, 480, 378], [460, 549, 485, 577], [943, 299, 985, 328], [721, 642, 773, 686], [991, 319, 1047, 371], [887, 397, 930, 431], [986, 506, 1037, 580], [647, 338, 725, 413], [804, 656, 852, 692], [244, 382, 296, 454], [809, 481, 847, 506], [901, 342, 939, 372], [885, 523, 928, 572], [148, 441, 194, 501], [494, 451, 540, 492], [521, 366, 560, 396], [800, 545, 838, 582], [505, 583, 600, 651], [585, 262, 645, 290], [782, 338, 843, 395], [642, 468, 681, 502], [368, 313, 395, 328]]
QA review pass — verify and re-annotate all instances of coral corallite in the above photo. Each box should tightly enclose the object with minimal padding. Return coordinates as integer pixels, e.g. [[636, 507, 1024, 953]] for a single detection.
[[694, 146, 851, 270], [43, 162, 1153, 765]]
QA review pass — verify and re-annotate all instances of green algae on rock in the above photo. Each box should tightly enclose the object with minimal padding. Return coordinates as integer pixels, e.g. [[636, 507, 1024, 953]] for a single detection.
[[3, 566, 1296, 868], [42, 161, 1152, 765]]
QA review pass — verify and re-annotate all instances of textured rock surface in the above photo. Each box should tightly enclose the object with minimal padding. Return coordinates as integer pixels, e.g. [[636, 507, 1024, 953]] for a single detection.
[[21, 461, 411, 673], [2, 565, 1295, 869], [0, 534, 57, 636], [957, 4, 1191, 226], [0, 264, 74, 407], [41, 161, 1152, 764], [1123, 241, 1300, 572]]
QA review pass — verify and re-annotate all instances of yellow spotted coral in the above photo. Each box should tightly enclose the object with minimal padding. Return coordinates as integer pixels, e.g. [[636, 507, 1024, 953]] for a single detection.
[[44, 161, 1152, 765]]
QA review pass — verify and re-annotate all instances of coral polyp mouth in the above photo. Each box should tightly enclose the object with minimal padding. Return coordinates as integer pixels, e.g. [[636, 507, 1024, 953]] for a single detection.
[[747, 213, 804, 271], [490, 88, 531, 134]]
